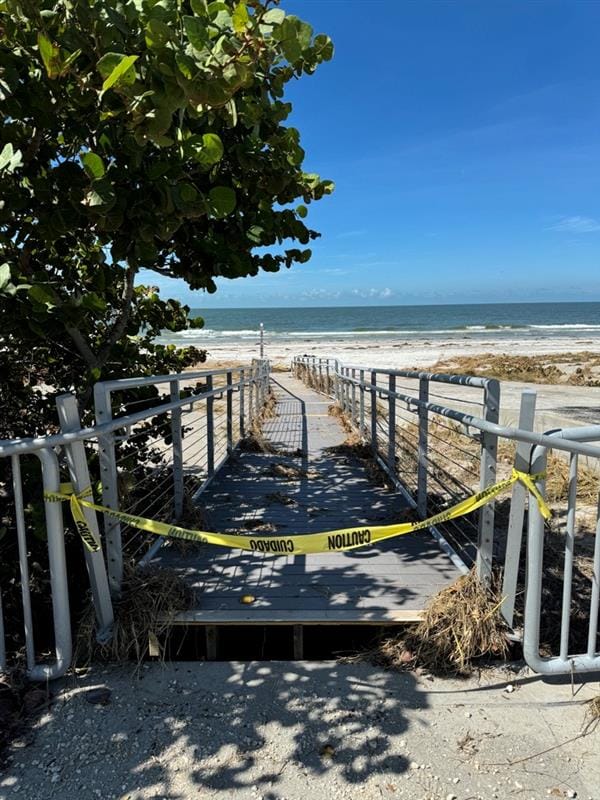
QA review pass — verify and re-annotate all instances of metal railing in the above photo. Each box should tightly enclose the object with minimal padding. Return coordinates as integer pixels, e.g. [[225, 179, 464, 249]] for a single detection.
[[0, 360, 270, 679], [292, 355, 500, 578], [94, 359, 270, 593], [524, 426, 600, 674], [292, 355, 600, 675]]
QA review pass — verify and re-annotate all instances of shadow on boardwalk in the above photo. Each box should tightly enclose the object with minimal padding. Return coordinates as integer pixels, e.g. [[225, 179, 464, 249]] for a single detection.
[[158, 373, 460, 622]]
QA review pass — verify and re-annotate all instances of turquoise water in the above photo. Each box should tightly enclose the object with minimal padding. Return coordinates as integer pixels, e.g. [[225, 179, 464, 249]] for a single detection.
[[157, 302, 600, 345]]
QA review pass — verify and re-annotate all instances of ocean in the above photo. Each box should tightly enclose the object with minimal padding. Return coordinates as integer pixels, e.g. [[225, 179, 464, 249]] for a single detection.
[[156, 302, 600, 347]]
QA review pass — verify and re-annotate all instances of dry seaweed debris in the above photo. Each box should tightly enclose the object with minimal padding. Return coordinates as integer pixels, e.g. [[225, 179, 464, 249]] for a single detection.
[[364, 570, 509, 675], [238, 431, 276, 454], [265, 462, 320, 480], [75, 566, 193, 667], [545, 451, 600, 503], [586, 696, 600, 726], [328, 403, 355, 436]]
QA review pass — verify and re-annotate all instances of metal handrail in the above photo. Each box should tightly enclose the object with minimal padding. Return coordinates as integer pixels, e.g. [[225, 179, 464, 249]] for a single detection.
[[294, 354, 600, 676], [0, 367, 268, 458], [523, 426, 600, 674], [0, 359, 271, 679]]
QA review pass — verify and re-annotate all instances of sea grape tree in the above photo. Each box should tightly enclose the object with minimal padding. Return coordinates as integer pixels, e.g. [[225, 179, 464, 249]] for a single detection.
[[0, 0, 333, 429]]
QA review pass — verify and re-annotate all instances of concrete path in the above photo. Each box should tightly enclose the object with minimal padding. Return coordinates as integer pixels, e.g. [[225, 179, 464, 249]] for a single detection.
[[157, 373, 461, 625], [2, 662, 598, 800]]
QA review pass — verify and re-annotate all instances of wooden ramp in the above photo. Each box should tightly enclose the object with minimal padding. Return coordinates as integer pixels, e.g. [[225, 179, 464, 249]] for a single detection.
[[155, 373, 462, 628]]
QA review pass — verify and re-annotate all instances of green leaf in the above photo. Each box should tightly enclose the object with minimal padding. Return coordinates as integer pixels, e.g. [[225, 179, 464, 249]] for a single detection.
[[82, 292, 107, 313], [179, 183, 198, 203], [97, 53, 139, 94], [190, 0, 208, 14], [189, 316, 205, 329], [37, 32, 62, 79], [175, 52, 196, 80], [232, 2, 249, 33], [186, 133, 224, 166], [82, 179, 116, 211], [246, 225, 264, 244], [208, 186, 236, 217], [0, 263, 10, 290], [296, 204, 307, 218], [145, 19, 173, 50], [183, 16, 208, 50], [314, 34, 334, 61], [81, 152, 105, 181], [0, 143, 22, 173], [28, 285, 57, 308], [263, 9, 285, 25]]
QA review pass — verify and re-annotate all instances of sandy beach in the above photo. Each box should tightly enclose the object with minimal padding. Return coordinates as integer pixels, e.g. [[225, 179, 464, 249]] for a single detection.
[[191, 331, 600, 434], [199, 331, 600, 371]]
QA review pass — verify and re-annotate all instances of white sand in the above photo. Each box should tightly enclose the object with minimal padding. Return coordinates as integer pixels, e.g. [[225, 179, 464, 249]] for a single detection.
[[193, 332, 600, 432], [198, 332, 600, 370]]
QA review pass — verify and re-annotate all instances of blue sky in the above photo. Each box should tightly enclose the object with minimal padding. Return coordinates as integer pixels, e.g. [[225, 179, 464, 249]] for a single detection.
[[143, 0, 600, 308]]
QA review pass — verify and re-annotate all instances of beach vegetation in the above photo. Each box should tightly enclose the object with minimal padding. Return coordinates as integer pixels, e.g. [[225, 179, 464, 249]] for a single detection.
[[0, 0, 334, 431]]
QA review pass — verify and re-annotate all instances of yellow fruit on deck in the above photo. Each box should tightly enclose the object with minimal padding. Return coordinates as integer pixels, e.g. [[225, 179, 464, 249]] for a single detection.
[[240, 594, 255, 604]]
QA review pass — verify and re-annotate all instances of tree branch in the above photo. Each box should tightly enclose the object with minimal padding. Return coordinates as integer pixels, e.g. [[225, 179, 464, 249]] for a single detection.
[[96, 264, 137, 368], [64, 324, 100, 369]]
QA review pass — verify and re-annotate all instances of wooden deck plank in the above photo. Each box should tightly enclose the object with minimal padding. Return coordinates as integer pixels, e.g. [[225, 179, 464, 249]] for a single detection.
[[155, 372, 463, 625]]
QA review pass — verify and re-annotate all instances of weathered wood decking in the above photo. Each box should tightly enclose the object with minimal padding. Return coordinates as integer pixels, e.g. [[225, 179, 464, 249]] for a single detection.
[[156, 373, 462, 625]]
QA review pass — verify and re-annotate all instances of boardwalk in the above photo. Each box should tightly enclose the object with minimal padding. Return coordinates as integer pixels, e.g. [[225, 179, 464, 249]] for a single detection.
[[157, 373, 462, 626]]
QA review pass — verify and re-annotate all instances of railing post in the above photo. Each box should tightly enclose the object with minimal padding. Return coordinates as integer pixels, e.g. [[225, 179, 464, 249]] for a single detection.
[[351, 368, 357, 425], [94, 383, 123, 596], [370, 370, 377, 456], [226, 370, 233, 453], [206, 374, 214, 477], [326, 361, 331, 395], [359, 368, 365, 436], [248, 366, 254, 425], [417, 377, 429, 517], [239, 368, 246, 437], [388, 374, 396, 474], [476, 379, 500, 584], [56, 393, 114, 641], [170, 379, 184, 519], [501, 390, 537, 626]]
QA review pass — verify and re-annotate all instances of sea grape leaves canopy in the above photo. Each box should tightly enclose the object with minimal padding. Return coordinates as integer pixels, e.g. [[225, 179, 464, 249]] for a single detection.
[[0, 0, 334, 397]]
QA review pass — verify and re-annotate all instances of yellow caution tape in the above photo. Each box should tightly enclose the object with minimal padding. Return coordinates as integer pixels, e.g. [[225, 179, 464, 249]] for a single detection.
[[44, 468, 551, 556]]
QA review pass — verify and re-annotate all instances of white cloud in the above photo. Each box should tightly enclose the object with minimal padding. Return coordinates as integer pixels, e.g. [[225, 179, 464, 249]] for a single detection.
[[549, 216, 600, 233], [351, 287, 395, 299]]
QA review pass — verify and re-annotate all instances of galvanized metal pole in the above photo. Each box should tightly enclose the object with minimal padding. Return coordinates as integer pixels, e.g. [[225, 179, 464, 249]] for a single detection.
[[359, 368, 365, 435], [370, 370, 377, 456], [501, 389, 536, 626], [417, 377, 429, 518], [170, 378, 184, 520], [388, 374, 396, 475], [226, 370, 233, 454], [56, 394, 114, 642], [94, 383, 123, 596], [476, 379, 501, 584], [206, 374, 214, 477], [239, 368, 246, 437]]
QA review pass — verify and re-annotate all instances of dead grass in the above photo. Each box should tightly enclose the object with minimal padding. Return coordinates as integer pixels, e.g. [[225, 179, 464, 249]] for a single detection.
[[328, 404, 355, 436], [432, 352, 600, 386], [265, 491, 297, 506], [75, 566, 193, 667], [239, 432, 276, 454], [586, 696, 600, 724], [545, 452, 600, 503], [362, 570, 509, 675], [265, 462, 321, 481]]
